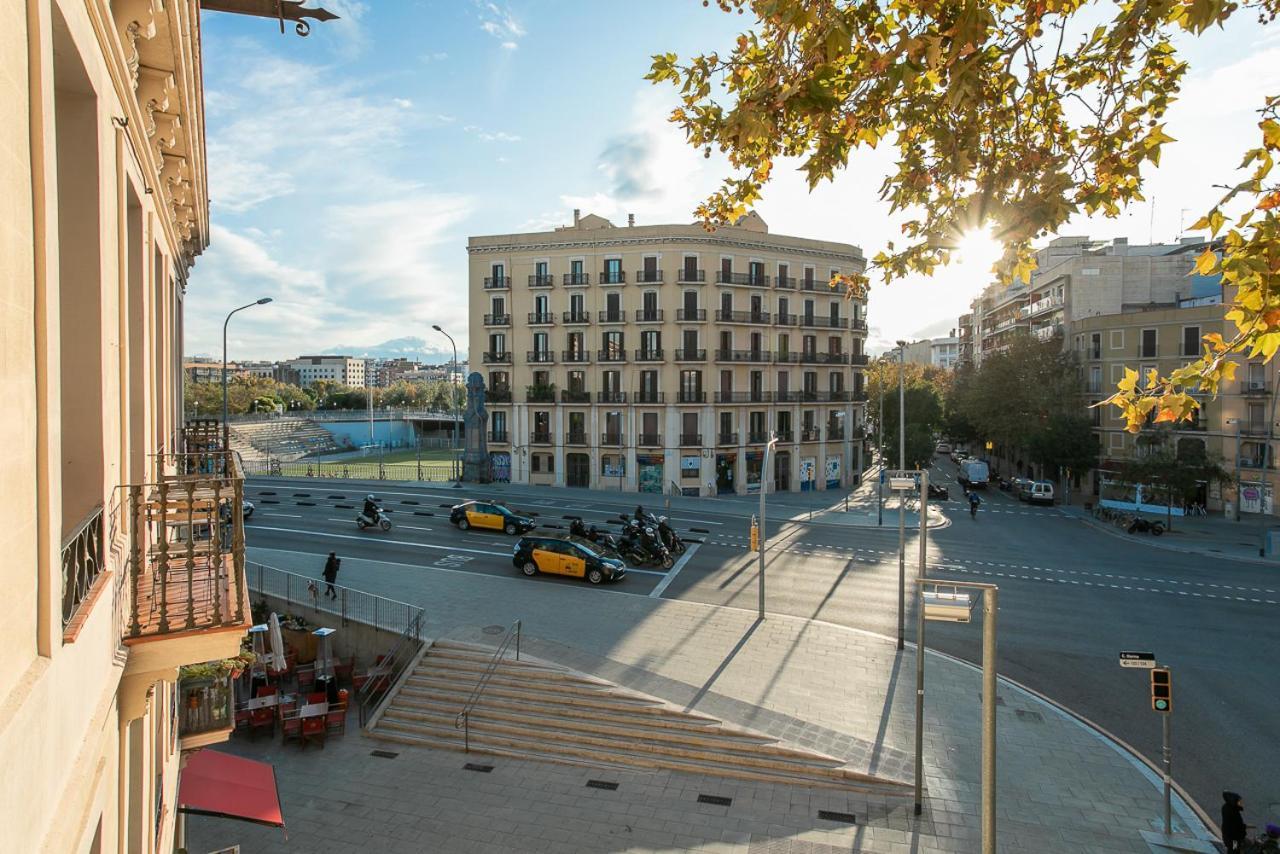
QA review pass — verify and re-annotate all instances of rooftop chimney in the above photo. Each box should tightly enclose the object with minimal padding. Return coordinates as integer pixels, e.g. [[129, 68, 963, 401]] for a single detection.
[[573, 208, 580, 226], [628, 213, 635, 227]]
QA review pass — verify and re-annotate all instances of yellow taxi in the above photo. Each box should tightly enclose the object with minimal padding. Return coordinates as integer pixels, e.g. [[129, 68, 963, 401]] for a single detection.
[[449, 500, 536, 535], [512, 536, 627, 584]]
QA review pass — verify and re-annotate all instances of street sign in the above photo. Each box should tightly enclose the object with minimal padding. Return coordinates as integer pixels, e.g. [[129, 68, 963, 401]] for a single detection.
[[985, 440, 993, 450], [1119, 651, 1156, 669], [890, 477, 916, 491]]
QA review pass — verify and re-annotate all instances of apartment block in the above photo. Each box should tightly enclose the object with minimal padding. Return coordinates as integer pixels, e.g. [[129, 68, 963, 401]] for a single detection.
[[902, 335, 960, 369], [467, 211, 870, 494], [285, 354, 367, 387]]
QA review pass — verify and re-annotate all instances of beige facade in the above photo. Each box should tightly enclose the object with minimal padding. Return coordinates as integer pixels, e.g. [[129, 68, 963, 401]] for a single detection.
[[467, 212, 870, 494], [285, 354, 367, 387], [3, 3, 251, 852]]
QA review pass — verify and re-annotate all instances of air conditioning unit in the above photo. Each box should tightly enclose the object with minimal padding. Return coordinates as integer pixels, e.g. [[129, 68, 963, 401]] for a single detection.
[[1249, 381, 1266, 391]]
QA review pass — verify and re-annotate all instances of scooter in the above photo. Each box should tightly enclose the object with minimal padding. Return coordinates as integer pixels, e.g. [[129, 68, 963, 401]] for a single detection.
[[569, 519, 623, 558], [634, 508, 687, 555], [1127, 516, 1165, 536], [618, 517, 675, 568], [356, 507, 392, 532]]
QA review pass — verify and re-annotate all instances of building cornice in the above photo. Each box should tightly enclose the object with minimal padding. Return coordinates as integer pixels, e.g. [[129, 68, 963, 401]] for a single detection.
[[468, 232, 865, 266]]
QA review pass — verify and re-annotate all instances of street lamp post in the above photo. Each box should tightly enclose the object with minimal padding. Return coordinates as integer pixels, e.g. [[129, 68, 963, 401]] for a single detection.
[[1227, 417, 1242, 521], [877, 385, 884, 526], [758, 433, 778, 620], [431, 325, 462, 486], [896, 341, 908, 650], [222, 298, 273, 453]]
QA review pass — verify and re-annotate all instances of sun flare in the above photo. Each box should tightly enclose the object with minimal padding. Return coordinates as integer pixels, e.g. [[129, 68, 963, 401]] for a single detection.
[[955, 228, 1005, 272]]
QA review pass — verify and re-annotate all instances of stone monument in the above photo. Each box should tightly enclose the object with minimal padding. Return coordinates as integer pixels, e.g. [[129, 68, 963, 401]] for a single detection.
[[462, 371, 490, 483]]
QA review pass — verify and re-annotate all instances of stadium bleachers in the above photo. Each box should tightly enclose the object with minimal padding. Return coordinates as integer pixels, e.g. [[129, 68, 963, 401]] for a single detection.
[[230, 418, 344, 461]]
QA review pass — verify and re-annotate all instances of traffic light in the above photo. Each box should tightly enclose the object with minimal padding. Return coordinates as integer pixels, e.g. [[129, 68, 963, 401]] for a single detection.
[[1150, 668, 1172, 713], [749, 515, 760, 552]]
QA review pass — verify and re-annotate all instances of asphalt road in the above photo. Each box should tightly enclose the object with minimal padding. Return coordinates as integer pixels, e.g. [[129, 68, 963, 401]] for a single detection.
[[242, 470, 1279, 826]]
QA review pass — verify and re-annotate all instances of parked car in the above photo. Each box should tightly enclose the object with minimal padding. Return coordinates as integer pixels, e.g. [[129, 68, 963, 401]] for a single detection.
[[927, 482, 950, 501], [958, 458, 990, 489], [935, 442, 953, 454], [450, 500, 536, 535], [512, 536, 627, 584], [950, 449, 969, 464], [1018, 480, 1055, 505]]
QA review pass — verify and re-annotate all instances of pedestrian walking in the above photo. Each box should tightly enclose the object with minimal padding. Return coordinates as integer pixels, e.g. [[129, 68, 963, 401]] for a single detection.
[[1222, 791, 1247, 854], [322, 552, 340, 600]]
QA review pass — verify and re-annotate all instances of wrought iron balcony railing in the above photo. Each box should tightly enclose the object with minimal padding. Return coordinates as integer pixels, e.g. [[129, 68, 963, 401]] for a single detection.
[[599, 270, 627, 284], [597, 391, 628, 404], [526, 350, 555, 363], [676, 309, 707, 322], [560, 389, 591, 404], [715, 349, 772, 363], [562, 311, 590, 324], [716, 271, 770, 287], [679, 433, 703, 445], [798, 316, 849, 329], [635, 349, 665, 362], [483, 276, 511, 289], [599, 311, 626, 323], [487, 388, 512, 403], [675, 348, 706, 361], [600, 433, 625, 447], [483, 313, 511, 326], [597, 349, 627, 362], [528, 274, 554, 288], [528, 312, 555, 325], [717, 432, 739, 445], [677, 268, 706, 283], [482, 351, 511, 364], [676, 391, 706, 403], [561, 350, 591, 363], [635, 310, 664, 322], [566, 432, 588, 446], [530, 431, 553, 445], [633, 390, 665, 403], [715, 391, 773, 403], [62, 505, 105, 631], [801, 427, 822, 442], [776, 276, 796, 289], [637, 433, 662, 447], [715, 310, 772, 324], [635, 269, 664, 283], [563, 272, 590, 286]]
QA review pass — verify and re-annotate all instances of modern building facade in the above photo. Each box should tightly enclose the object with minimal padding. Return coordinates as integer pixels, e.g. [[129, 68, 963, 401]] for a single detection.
[[284, 354, 367, 387], [468, 211, 870, 494], [902, 334, 960, 369]]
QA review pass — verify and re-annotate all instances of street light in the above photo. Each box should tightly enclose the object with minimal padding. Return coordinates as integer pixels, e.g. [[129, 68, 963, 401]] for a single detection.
[[758, 433, 779, 620], [222, 298, 272, 452], [431, 325, 462, 486], [1226, 417, 1243, 522], [896, 340, 908, 650]]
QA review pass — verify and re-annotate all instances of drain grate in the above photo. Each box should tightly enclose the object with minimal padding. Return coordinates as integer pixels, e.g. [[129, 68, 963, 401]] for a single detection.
[[464, 763, 494, 773], [817, 810, 857, 824], [370, 750, 399, 759], [482, 625, 505, 635], [1015, 709, 1044, 723], [697, 794, 733, 807], [585, 780, 619, 791]]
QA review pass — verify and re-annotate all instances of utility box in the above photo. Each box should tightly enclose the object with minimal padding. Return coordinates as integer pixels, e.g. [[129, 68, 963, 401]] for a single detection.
[[1266, 529, 1280, 558]]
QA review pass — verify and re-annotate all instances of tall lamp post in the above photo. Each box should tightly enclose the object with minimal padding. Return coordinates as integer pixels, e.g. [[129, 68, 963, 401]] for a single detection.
[[222, 298, 272, 453], [758, 433, 778, 620], [896, 340, 908, 650], [431, 325, 462, 485]]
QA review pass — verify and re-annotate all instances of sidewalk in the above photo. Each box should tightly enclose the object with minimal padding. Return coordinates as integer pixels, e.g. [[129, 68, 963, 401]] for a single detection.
[[187, 548, 1218, 854], [1063, 504, 1280, 565]]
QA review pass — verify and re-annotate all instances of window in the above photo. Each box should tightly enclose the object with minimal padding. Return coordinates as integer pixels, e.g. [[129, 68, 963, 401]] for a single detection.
[[680, 370, 702, 395], [643, 291, 658, 312], [533, 411, 550, 434], [604, 257, 622, 282], [804, 299, 815, 322], [1110, 329, 1125, 350], [803, 371, 818, 394], [641, 330, 660, 356], [829, 302, 840, 324], [603, 330, 623, 358], [803, 335, 817, 357], [567, 370, 586, 392], [1140, 329, 1157, 358], [534, 294, 548, 316], [778, 334, 790, 359], [642, 411, 658, 437], [749, 260, 766, 285], [1089, 365, 1102, 394], [1182, 326, 1200, 357], [683, 290, 698, 312], [491, 263, 505, 281], [568, 412, 585, 439], [720, 411, 733, 435], [488, 333, 506, 354], [643, 256, 658, 278], [720, 292, 733, 314], [639, 370, 658, 397], [533, 332, 549, 355], [683, 411, 700, 438], [828, 371, 844, 393], [803, 266, 815, 287], [683, 255, 698, 278], [535, 260, 548, 278], [531, 453, 554, 473], [778, 263, 789, 283], [1090, 332, 1102, 359], [1248, 362, 1266, 391], [750, 294, 763, 317], [777, 371, 789, 395], [721, 257, 733, 278], [749, 411, 767, 437], [719, 370, 733, 396], [570, 293, 585, 315], [566, 331, 584, 357], [606, 292, 622, 315], [682, 329, 699, 351], [827, 336, 841, 355], [1110, 433, 1125, 451], [750, 371, 763, 399], [778, 296, 789, 317], [491, 296, 505, 315]]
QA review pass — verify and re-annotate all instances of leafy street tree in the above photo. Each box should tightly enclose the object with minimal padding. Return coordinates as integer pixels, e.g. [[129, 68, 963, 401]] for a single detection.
[[649, 0, 1280, 427], [183, 376, 461, 417], [1114, 443, 1233, 530], [865, 355, 946, 468]]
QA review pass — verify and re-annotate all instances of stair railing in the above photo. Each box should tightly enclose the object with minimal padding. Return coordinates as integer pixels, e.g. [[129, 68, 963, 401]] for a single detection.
[[454, 620, 521, 751], [356, 609, 425, 727]]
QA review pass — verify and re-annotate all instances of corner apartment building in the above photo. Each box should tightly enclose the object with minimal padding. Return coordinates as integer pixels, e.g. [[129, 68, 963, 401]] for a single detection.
[[284, 354, 367, 387], [3, 3, 275, 851], [467, 211, 870, 494], [902, 334, 960, 370]]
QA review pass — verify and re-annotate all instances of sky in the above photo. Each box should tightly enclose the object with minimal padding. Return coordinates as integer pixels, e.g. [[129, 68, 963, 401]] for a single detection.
[[187, 0, 1280, 362]]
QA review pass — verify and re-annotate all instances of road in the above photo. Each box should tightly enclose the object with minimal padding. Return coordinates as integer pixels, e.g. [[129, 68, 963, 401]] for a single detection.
[[241, 468, 1279, 824]]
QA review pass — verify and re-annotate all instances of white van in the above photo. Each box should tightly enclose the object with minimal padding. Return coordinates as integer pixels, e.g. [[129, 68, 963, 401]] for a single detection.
[[1018, 480, 1055, 506]]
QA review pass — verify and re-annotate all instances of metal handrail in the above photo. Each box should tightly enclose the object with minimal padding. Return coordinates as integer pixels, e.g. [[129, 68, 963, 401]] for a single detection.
[[356, 609, 424, 727], [454, 620, 521, 751]]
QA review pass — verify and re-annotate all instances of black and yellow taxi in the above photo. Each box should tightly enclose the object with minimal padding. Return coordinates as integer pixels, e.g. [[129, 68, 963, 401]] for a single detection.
[[449, 500, 536, 535], [512, 536, 627, 585]]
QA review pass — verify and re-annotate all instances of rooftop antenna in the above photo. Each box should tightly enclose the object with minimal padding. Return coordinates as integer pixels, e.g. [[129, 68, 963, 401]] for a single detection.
[[1179, 208, 1190, 238], [1148, 197, 1156, 245]]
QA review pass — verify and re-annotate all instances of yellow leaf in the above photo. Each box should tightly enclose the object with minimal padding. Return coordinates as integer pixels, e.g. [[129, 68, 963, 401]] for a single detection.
[[1263, 119, 1280, 150], [1117, 367, 1139, 394], [1146, 368, 1159, 389], [1194, 249, 1218, 276]]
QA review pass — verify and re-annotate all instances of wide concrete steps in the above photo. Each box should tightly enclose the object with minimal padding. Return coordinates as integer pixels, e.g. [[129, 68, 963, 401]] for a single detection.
[[369, 640, 909, 795]]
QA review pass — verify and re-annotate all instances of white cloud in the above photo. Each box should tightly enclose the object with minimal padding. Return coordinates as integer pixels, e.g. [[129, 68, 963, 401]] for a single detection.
[[475, 1, 525, 44], [421, 51, 449, 62], [393, 97, 413, 109], [478, 130, 521, 143], [500, 41, 518, 51]]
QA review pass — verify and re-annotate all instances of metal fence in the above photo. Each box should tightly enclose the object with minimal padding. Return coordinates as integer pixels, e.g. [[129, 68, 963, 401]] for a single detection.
[[247, 561, 424, 639], [240, 458, 458, 482]]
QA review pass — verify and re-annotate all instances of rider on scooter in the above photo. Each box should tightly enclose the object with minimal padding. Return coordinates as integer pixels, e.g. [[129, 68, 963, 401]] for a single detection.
[[967, 491, 981, 518], [362, 494, 381, 524]]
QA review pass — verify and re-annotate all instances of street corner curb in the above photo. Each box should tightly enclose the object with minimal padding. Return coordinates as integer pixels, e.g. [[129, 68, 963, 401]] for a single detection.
[[1076, 514, 1280, 567]]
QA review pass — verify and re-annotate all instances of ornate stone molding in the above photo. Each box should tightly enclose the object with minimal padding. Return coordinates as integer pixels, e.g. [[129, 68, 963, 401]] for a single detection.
[[113, 0, 162, 91], [136, 65, 175, 138]]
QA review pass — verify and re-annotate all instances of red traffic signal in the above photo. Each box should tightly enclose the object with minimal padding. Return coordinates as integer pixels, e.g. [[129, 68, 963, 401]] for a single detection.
[[1150, 668, 1172, 713]]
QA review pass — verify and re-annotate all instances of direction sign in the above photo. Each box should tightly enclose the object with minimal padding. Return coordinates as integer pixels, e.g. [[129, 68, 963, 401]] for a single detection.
[[1119, 651, 1156, 669], [889, 477, 917, 491]]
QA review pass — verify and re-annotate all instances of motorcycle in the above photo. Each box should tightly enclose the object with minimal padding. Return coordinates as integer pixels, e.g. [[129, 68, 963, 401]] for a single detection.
[[618, 517, 674, 569], [634, 507, 687, 555], [927, 483, 949, 501], [356, 507, 392, 532], [1127, 516, 1165, 536], [569, 518, 623, 558]]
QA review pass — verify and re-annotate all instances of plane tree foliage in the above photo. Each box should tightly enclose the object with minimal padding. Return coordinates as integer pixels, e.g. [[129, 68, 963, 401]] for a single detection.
[[184, 377, 461, 416], [649, 0, 1280, 430], [865, 356, 947, 468]]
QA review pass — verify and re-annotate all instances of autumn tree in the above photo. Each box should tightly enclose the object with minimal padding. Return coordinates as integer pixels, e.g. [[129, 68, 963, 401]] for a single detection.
[[866, 354, 946, 468], [1114, 442, 1232, 529], [650, 0, 1280, 428]]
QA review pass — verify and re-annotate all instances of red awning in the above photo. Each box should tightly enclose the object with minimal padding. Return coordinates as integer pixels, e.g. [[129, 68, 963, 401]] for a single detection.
[[178, 749, 286, 831]]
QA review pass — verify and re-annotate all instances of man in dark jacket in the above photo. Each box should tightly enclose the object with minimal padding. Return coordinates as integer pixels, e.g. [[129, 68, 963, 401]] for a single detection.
[[1222, 791, 1247, 853], [322, 552, 340, 600]]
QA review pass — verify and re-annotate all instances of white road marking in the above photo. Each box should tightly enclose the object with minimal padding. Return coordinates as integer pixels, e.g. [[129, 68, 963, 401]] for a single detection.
[[256, 512, 302, 518], [250, 524, 512, 557], [649, 543, 702, 599]]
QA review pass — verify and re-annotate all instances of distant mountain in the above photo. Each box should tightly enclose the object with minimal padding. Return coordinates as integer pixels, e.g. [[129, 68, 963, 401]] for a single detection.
[[322, 336, 467, 364]]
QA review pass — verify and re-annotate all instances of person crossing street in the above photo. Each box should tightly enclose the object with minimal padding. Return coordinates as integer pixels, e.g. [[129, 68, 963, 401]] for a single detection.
[[322, 552, 341, 600]]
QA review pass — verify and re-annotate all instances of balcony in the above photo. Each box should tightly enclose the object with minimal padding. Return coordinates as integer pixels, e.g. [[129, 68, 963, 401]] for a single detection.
[[798, 316, 849, 329], [776, 276, 796, 289], [530, 431, 553, 445], [526, 388, 556, 403], [633, 391, 665, 404], [850, 353, 869, 366], [775, 312, 798, 326], [483, 313, 511, 326], [717, 432, 739, 445], [716, 391, 773, 403], [483, 276, 511, 289], [61, 505, 105, 635], [675, 348, 706, 362], [676, 309, 707, 322], [562, 350, 591, 363], [600, 433, 625, 447], [677, 268, 706, 283], [854, 390, 870, 402], [526, 351, 555, 364], [561, 389, 591, 404], [487, 388, 512, 403], [779, 390, 844, 403], [716, 309, 772, 324], [566, 431, 588, 446], [637, 433, 662, 447], [482, 351, 512, 364], [598, 311, 626, 324], [635, 269, 664, 284], [798, 352, 849, 365], [563, 272, 590, 286], [801, 427, 822, 442], [850, 318, 868, 332], [597, 349, 627, 363], [528, 312, 555, 325], [635, 310, 664, 323], [635, 349, 665, 362], [489, 430, 510, 443], [177, 671, 234, 750], [827, 389, 851, 402], [716, 271, 770, 287], [748, 431, 772, 443], [827, 426, 845, 440], [562, 311, 590, 324], [597, 391, 628, 404], [715, 349, 772, 363], [1242, 381, 1271, 396], [677, 391, 706, 403], [528, 274, 555, 288], [774, 352, 800, 364], [599, 270, 627, 285], [122, 451, 250, 673], [679, 433, 703, 446]]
